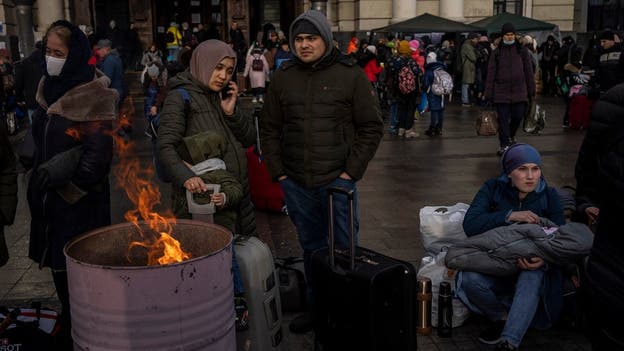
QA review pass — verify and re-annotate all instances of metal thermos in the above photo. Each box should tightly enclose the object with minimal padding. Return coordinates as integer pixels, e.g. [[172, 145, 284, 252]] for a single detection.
[[416, 277, 432, 335], [437, 281, 453, 337]]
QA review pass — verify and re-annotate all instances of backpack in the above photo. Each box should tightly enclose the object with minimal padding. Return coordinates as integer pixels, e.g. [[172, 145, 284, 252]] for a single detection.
[[252, 55, 264, 71], [149, 88, 190, 183], [397, 60, 417, 95], [431, 68, 454, 96], [165, 31, 175, 43]]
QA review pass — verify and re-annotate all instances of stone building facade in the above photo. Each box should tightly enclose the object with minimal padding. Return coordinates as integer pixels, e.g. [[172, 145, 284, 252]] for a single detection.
[[0, 0, 616, 58]]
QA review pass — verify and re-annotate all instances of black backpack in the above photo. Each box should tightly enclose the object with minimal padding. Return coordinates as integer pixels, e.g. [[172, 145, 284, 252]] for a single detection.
[[165, 31, 175, 43], [252, 55, 264, 71]]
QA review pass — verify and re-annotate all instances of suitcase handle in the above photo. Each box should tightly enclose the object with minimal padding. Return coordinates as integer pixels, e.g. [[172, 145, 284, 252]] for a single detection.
[[327, 186, 356, 270]]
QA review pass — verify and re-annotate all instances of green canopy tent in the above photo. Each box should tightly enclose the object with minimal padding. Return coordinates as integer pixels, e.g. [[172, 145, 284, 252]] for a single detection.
[[471, 12, 560, 47], [471, 12, 558, 35], [372, 13, 482, 33]]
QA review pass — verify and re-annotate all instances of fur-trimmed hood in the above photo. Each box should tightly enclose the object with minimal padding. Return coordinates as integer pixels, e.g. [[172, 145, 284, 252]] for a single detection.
[[36, 69, 118, 122]]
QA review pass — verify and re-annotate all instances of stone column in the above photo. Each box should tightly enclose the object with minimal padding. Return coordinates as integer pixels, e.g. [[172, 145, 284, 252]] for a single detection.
[[439, 0, 465, 22], [37, 0, 65, 34], [14, 0, 35, 57], [392, 0, 417, 23]]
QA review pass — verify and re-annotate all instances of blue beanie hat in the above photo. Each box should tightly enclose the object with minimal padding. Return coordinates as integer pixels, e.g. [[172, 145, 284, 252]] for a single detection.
[[501, 143, 542, 175]]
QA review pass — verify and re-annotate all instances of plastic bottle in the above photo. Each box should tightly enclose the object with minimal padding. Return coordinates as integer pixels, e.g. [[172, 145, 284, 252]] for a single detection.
[[437, 281, 452, 337]]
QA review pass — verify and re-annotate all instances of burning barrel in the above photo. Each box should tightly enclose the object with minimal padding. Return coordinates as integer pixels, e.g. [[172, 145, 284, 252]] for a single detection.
[[64, 219, 235, 351]]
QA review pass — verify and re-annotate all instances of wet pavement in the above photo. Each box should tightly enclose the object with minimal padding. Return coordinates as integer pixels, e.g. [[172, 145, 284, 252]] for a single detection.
[[1, 72, 591, 350]]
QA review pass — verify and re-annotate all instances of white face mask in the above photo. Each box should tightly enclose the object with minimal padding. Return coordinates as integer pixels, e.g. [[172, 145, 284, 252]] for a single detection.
[[46, 55, 66, 76], [503, 40, 515, 46]]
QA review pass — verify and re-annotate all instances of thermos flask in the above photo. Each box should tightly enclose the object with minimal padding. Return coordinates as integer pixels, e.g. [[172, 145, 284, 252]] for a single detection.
[[416, 277, 432, 335], [437, 281, 453, 337]]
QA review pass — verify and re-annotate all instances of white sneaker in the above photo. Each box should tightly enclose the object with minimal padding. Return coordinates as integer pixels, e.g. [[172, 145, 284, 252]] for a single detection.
[[258, 97, 264, 103], [252, 98, 258, 103], [398, 128, 405, 137], [405, 130, 419, 138]]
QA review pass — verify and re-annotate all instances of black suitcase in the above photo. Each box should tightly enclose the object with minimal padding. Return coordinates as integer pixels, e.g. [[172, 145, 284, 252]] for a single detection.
[[311, 187, 417, 351]]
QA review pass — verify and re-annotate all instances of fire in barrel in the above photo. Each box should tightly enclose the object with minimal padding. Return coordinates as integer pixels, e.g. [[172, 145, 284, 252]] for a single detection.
[[64, 127, 235, 350]]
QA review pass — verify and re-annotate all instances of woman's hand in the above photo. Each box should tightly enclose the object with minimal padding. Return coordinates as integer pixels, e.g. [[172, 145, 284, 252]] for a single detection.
[[184, 176, 208, 193], [517, 257, 545, 270], [149, 106, 158, 116], [220, 81, 238, 116], [211, 192, 225, 207], [585, 206, 599, 224], [507, 210, 540, 224]]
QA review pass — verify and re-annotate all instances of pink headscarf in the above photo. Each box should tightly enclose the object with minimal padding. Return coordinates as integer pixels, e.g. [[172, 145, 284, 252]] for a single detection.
[[190, 40, 237, 88]]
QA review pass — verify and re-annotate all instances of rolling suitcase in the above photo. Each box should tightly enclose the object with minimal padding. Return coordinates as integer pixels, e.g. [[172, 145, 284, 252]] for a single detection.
[[568, 94, 594, 130], [311, 187, 417, 351], [234, 236, 283, 351]]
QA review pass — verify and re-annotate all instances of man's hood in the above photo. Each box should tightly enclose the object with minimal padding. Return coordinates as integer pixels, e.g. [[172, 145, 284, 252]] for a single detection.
[[289, 10, 333, 64]]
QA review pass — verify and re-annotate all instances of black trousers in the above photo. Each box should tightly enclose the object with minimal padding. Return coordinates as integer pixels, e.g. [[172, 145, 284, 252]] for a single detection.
[[496, 102, 526, 147]]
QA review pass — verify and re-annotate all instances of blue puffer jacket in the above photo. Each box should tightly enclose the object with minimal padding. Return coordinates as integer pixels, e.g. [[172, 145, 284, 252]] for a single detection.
[[463, 175, 565, 236]]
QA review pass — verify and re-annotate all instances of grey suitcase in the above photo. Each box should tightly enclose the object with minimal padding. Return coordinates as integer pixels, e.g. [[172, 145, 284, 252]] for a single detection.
[[234, 236, 283, 351]]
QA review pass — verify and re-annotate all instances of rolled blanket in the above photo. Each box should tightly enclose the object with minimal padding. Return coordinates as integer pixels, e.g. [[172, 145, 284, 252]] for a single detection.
[[445, 219, 594, 276]]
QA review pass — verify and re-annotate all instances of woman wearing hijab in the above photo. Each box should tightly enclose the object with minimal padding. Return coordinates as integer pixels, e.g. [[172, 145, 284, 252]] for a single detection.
[[27, 20, 118, 343], [456, 144, 565, 351], [157, 39, 256, 236]]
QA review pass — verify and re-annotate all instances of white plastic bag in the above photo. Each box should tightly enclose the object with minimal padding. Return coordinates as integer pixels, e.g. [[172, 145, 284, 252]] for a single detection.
[[419, 203, 469, 255], [418, 251, 471, 328]]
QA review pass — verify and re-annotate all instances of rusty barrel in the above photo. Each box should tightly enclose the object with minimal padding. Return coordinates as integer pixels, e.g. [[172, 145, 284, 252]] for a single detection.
[[64, 219, 235, 351]]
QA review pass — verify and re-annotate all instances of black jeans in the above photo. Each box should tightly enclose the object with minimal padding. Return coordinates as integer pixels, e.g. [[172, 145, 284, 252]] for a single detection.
[[496, 102, 527, 147]]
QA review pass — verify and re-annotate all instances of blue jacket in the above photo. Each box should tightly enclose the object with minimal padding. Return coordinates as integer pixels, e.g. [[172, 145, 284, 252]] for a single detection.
[[423, 61, 447, 111], [98, 51, 124, 101], [461, 175, 566, 328], [463, 176, 565, 236]]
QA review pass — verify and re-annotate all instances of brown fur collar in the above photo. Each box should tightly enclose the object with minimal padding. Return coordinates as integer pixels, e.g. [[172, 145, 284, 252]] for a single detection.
[[36, 69, 119, 122]]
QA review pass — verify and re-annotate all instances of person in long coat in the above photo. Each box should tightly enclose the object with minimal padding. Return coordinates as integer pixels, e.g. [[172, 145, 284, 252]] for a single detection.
[[243, 46, 269, 103], [27, 20, 118, 346], [460, 33, 479, 106]]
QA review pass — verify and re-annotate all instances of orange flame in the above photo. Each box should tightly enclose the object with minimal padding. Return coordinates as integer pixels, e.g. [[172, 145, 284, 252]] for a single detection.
[[65, 127, 81, 141], [111, 104, 191, 266]]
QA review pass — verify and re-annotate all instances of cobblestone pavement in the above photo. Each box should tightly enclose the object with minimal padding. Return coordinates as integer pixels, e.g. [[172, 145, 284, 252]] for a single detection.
[[1, 72, 591, 350]]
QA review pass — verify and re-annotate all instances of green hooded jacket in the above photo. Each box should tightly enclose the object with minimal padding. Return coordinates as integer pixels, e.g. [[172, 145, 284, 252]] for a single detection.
[[157, 70, 256, 235]]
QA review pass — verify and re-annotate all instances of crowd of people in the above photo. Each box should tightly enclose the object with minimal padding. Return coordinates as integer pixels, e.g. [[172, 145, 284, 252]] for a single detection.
[[1, 10, 624, 351]]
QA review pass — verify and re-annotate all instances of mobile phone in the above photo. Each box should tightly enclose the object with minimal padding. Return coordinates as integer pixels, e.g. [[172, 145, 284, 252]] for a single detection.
[[221, 82, 232, 99]]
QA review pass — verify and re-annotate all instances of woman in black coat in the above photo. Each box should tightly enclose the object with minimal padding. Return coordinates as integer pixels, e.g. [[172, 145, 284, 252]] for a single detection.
[[27, 20, 118, 342]]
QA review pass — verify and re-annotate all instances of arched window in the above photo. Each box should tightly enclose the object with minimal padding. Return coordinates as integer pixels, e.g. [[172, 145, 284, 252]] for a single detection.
[[494, 0, 524, 15]]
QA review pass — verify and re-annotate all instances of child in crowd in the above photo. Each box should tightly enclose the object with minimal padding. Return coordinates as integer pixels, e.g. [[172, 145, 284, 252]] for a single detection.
[[142, 65, 167, 138], [423, 52, 447, 137]]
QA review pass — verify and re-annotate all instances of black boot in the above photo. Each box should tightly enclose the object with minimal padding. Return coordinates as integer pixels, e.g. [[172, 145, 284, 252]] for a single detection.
[[434, 126, 442, 136], [424, 127, 435, 137]]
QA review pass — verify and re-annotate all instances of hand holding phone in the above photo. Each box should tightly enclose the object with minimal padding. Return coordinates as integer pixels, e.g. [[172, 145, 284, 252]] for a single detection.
[[221, 82, 232, 100]]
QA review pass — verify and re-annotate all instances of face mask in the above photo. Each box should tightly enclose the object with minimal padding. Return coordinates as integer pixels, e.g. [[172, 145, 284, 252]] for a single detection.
[[503, 40, 515, 46], [46, 55, 66, 76]]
